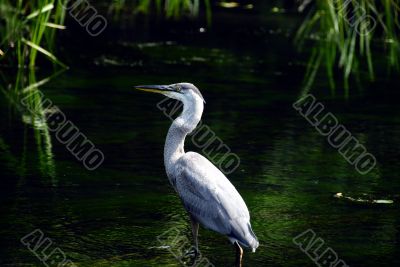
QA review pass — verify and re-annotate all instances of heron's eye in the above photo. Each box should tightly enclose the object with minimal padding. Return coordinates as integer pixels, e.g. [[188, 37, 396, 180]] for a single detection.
[[176, 85, 182, 92]]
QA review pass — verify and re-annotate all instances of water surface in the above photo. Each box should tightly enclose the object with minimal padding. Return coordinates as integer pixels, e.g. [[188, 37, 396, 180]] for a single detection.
[[1, 7, 400, 267]]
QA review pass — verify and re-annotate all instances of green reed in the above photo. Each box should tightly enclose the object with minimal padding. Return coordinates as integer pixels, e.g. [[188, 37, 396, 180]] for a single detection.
[[0, 1, 66, 181], [296, 0, 400, 96], [0, 0, 66, 68]]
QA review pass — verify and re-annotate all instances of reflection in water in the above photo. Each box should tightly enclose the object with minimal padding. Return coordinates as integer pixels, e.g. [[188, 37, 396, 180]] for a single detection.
[[0, 68, 63, 184]]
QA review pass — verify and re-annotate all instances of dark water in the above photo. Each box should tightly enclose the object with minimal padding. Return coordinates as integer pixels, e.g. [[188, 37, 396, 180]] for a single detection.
[[1, 6, 400, 267]]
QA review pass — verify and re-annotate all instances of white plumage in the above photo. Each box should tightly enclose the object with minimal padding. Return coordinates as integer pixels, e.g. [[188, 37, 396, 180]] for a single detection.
[[136, 82, 258, 265]]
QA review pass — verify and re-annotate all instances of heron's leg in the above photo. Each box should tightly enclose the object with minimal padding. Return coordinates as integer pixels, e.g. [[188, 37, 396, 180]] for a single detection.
[[189, 215, 199, 256], [234, 241, 243, 267]]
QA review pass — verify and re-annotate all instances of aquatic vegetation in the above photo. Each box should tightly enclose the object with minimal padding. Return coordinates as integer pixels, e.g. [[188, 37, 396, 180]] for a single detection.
[[296, 0, 400, 95], [0, 0, 66, 68], [0, 0, 66, 168], [0, 68, 59, 181]]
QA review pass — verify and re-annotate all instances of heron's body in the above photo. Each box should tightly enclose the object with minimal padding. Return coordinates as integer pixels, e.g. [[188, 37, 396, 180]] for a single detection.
[[136, 83, 258, 266]]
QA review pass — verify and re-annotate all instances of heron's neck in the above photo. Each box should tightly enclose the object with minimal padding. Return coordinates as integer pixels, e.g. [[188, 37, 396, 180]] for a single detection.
[[164, 99, 203, 175]]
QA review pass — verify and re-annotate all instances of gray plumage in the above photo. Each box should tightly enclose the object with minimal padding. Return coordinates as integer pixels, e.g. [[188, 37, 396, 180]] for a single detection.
[[174, 152, 259, 250], [136, 82, 259, 254]]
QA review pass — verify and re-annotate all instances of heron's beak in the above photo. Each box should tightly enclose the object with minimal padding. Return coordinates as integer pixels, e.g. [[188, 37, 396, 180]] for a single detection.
[[135, 85, 174, 94]]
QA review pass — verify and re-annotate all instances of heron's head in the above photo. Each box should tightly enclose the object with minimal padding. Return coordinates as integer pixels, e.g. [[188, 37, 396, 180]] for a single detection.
[[135, 82, 205, 105]]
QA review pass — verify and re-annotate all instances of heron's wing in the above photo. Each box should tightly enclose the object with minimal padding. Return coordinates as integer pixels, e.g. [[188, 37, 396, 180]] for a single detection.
[[174, 152, 249, 235]]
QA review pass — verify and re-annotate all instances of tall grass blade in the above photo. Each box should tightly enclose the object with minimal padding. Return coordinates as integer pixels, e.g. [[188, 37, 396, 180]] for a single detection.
[[21, 38, 67, 68], [26, 3, 54, 20]]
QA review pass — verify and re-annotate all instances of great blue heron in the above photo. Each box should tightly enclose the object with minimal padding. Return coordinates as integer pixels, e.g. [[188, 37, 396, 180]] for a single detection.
[[135, 83, 259, 266]]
